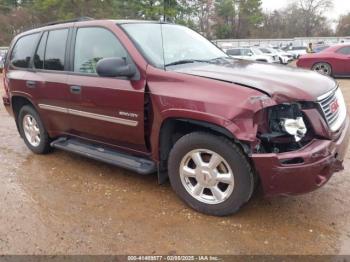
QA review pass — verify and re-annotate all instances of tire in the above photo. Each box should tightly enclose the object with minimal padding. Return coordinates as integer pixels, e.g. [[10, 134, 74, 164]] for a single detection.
[[312, 62, 332, 76], [168, 132, 255, 216], [18, 105, 51, 154]]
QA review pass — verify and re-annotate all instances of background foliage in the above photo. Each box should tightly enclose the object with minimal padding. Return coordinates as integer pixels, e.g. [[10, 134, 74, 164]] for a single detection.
[[0, 0, 348, 45]]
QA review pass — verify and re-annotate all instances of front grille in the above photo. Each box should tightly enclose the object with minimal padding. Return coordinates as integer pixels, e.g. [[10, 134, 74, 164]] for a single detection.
[[318, 88, 347, 132]]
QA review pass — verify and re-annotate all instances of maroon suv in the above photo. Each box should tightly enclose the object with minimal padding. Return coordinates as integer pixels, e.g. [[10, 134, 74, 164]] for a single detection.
[[2, 19, 350, 216]]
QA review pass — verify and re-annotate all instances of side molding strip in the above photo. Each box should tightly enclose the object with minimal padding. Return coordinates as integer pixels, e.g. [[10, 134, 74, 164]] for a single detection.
[[38, 104, 138, 127]]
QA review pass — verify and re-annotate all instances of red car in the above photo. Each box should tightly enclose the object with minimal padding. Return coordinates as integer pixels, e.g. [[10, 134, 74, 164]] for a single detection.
[[297, 44, 350, 77], [2, 19, 350, 216]]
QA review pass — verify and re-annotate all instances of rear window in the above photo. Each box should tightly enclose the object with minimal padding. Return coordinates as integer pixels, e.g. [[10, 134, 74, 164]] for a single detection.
[[10, 33, 39, 68]]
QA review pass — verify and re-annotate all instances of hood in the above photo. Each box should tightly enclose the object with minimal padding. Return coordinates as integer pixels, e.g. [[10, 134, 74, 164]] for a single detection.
[[171, 59, 337, 102]]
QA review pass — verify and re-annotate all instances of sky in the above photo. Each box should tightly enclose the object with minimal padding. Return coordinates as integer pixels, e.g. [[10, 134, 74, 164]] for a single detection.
[[262, 0, 350, 24]]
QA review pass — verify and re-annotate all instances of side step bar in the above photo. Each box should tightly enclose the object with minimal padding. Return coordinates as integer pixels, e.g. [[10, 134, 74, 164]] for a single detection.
[[51, 138, 157, 175]]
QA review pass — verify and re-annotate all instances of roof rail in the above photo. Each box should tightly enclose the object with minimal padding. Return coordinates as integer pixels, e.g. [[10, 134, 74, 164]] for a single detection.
[[43, 17, 94, 27]]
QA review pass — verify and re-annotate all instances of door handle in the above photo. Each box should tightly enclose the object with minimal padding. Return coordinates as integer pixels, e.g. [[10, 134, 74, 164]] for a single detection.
[[70, 85, 81, 94], [26, 80, 37, 88]]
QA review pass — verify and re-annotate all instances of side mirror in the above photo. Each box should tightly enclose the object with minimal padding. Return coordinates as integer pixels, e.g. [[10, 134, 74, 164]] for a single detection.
[[96, 57, 136, 78], [248, 53, 253, 56]]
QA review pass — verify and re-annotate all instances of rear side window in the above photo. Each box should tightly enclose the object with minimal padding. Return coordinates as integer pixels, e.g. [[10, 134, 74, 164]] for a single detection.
[[34, 32, 48, 69], [74, 27, 128, 74], [10, 33, 39, 68], [337, 46, 350, 55], [44, 29, 68, 71]]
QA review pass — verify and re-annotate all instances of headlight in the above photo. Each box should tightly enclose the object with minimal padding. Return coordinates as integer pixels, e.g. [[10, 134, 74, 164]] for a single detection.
[[268, 103, 308, 142]]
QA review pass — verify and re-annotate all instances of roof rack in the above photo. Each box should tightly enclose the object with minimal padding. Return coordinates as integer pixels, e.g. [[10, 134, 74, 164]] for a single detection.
[[43, 17, 94, 27]]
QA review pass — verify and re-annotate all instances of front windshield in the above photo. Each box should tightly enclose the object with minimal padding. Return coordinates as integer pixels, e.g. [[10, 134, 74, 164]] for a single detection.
[[121, 23, 227, 68]]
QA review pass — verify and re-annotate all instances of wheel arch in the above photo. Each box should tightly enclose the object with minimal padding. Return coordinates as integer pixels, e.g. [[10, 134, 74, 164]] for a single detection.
[[312, 61, 333, 72], [156, 117, 250, 184], [11, 95, 38, 134]]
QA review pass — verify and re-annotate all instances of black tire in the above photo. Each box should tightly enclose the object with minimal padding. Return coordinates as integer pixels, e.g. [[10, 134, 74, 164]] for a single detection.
[[18, 105, 51, 154], [168, 132, 255, 216]]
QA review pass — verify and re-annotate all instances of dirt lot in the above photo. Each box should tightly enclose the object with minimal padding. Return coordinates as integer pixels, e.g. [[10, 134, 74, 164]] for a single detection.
[[0, 74, 350, 255]]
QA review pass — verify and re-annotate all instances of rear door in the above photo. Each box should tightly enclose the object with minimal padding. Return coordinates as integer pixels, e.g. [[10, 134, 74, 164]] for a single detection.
[[30, 28, 72, 134], [7, 30, 72, 135], [66, 26, 147, 153]]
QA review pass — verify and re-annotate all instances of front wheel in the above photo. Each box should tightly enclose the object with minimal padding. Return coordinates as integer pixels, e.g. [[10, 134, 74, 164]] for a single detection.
[[168, 132, 255, 216]]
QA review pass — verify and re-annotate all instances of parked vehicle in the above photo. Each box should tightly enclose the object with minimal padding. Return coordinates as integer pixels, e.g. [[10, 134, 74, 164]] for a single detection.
[[259, 47, 293, 64], [0, 56, 3, 73], [285, 46, 308, 59], [3, 19, 349, 216], [226, 47, 278, 63], [0, 49, 7, 73], [297, 44, 350, 77]]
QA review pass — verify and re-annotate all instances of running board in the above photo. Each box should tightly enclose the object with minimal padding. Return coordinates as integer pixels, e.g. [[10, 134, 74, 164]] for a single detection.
[[51, 138, 157, 175]]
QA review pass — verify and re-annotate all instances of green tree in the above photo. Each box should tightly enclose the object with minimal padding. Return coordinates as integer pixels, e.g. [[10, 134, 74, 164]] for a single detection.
[[213, 0, 263, 38]]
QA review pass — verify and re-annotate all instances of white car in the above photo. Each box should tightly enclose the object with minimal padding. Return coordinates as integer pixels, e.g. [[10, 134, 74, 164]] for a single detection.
[[259, 47, 293, 64], [226, 47, 278, 63], [284, 46, 307, 59]]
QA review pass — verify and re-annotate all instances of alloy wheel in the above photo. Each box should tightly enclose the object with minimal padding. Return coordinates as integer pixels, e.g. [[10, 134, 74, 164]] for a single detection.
[[23, 114, 41, 147], [179, 149, 235, 205], [313, 63, 331, 76]]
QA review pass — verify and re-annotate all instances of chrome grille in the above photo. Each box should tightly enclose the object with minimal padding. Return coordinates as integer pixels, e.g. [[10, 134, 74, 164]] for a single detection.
[[318, 88, 347, 132]]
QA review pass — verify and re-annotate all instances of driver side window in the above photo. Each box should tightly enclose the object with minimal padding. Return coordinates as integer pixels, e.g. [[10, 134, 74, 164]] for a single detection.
[[74, 27, 128, 74], [337, 46, 350, 55]]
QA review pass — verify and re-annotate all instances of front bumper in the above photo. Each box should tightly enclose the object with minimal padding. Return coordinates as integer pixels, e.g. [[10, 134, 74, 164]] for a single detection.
[[252, 116, 350, 197]]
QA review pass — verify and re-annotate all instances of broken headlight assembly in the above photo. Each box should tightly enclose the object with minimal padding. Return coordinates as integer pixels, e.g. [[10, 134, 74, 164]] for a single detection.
[[257, 103, 313, 153]]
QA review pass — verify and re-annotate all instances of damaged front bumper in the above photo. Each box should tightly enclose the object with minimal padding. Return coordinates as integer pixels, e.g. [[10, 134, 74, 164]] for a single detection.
[[252, 116, 350, 197]]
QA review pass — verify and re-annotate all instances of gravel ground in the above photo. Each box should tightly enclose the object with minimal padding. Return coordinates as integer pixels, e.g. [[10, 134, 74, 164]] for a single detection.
[[0, 74, 349, 255]]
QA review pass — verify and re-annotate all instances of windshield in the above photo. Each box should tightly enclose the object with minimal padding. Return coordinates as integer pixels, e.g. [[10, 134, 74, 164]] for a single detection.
[[121, 23, 227, 68]]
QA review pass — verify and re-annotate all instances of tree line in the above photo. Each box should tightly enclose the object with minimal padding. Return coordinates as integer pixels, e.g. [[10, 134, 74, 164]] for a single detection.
[[0, 0, 349, 45]]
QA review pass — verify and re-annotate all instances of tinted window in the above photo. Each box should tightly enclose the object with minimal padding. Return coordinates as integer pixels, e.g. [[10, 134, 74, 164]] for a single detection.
[[11, 33, 39, 68], [227, 49, 241, 56], [44, 29, 68, 71], [34, 32, 48, 69], [337, 46, 350, 55], [74, 27, 128, 74]]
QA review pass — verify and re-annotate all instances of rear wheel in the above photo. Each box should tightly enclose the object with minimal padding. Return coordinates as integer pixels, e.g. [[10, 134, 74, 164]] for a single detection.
[[312, 62, 332, 76], [168, 132, 255, 216], [18, 105, 51, 154]]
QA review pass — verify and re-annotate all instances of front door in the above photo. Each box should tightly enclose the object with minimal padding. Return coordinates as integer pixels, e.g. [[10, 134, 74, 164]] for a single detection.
[[66, 26, 147, 153], [335, 46, 350, 75]]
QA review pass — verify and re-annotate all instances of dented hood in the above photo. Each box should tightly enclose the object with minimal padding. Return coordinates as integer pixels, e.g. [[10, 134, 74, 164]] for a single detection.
[[171, 59, 337, 102]]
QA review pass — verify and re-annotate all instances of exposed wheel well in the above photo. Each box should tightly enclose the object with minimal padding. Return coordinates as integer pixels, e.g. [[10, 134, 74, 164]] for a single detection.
[[11, 96, 34, 132], [158, 118, 250, 183]]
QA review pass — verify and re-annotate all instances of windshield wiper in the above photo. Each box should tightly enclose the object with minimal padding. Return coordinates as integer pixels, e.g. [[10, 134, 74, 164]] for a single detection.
[[165, 59, 209, 67]]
